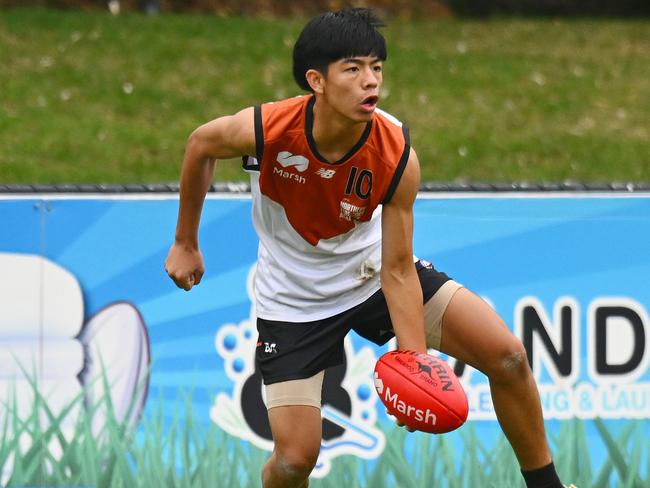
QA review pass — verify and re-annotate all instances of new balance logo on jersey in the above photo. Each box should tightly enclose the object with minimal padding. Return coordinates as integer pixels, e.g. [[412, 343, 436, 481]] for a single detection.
[[276, 151, 309, 172], [315, 168, 336, 179]]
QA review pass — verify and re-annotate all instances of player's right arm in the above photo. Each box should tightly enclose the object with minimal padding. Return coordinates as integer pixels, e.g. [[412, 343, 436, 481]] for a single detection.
[[164, 107, 256, 291]]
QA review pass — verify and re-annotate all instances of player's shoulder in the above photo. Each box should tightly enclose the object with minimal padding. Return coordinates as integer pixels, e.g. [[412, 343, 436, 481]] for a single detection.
[[374, 107, 405, 129], [258, 96, 309, 148], [368, 107, 409, 160], [259, 95, 310, 131], [372, 107, 409, 144], [261, 94, 310, 113]]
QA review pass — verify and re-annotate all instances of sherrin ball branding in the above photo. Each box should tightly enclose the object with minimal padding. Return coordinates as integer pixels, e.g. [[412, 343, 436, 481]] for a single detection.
[[374, 350, 468, 434]]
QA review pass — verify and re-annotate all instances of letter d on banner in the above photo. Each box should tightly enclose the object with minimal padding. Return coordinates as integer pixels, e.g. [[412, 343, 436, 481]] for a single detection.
[[588, 298, 650, 384]]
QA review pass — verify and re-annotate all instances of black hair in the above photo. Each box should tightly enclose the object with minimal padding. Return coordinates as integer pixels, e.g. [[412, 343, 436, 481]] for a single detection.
[[292, 8, 387, 92]]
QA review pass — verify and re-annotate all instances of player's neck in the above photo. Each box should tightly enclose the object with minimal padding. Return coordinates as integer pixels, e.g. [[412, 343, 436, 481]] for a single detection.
[[311, 98, 369, 163]]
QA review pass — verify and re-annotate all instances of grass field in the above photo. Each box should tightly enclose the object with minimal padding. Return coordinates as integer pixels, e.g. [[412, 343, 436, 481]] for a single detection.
[[1, 383, 649, 487], [1, 8, 649, 184]]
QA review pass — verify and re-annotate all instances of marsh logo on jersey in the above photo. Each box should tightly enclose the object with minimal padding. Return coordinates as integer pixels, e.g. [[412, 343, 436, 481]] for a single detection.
[[274, 151, 309, 184], [276, 151, 309, 172], [210, 266, 386, 478]]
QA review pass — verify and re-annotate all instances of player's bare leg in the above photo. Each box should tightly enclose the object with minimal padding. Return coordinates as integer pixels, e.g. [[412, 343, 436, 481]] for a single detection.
[[262, 405, 322, 488], [438, 288, 553, 471]]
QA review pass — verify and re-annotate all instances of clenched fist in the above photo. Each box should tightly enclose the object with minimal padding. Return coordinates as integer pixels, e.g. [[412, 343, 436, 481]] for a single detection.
[[164, 242, 205, 291]]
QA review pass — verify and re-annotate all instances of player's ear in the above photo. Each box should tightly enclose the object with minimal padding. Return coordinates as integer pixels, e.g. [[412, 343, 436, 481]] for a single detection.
[[305, 68, 325, 94]]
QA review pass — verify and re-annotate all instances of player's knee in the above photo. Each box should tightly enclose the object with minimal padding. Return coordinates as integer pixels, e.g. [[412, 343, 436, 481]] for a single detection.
[[487, 340, 531, 385], [275, 447, 319, 480]]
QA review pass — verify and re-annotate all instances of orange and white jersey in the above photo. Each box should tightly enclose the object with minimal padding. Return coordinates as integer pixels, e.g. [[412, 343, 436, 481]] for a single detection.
[[243, 95, 410, 321]]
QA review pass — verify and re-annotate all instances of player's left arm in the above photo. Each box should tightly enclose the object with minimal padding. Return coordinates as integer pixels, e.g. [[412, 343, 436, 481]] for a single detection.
[[381, 147, 426, 353]]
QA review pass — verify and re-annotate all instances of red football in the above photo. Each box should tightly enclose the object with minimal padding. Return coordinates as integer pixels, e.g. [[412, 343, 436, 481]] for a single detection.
[[374, 350, 468, 434]]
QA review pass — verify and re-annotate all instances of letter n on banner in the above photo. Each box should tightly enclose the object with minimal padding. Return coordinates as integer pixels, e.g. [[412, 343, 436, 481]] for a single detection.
[[515, 297, 580, 386]]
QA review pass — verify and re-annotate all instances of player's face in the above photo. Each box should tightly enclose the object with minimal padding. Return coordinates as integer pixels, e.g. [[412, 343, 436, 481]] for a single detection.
[[322, 56, 383, 123]]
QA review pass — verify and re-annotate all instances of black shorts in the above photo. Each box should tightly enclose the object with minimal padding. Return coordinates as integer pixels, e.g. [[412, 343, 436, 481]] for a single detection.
[[256, 260, 451, 385]]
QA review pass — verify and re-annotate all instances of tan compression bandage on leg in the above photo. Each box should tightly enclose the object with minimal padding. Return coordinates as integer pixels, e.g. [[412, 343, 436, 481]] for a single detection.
[[424, 280, 463, 350], [264, 370, 325, 410]]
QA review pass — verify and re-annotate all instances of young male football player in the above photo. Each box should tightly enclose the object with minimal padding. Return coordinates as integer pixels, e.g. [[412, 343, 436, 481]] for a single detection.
[[165, 8, 571, 488]]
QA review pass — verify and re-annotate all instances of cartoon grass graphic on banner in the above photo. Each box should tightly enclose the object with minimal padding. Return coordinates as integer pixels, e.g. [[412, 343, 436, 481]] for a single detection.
[[1, 379, 648, 488]]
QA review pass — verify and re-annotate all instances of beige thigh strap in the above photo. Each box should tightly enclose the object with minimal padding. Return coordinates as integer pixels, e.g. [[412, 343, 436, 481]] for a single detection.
[[264, 282, 462, 408], [424, 280, 463, 350], [265, 370, 325, 410]]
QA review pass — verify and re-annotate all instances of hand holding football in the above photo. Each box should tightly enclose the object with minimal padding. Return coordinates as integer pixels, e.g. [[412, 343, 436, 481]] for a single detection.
[[374, 350, 468, 434]]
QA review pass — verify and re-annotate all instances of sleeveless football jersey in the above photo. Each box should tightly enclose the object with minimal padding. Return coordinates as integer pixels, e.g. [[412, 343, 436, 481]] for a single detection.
[[243, 95, 410, 321]]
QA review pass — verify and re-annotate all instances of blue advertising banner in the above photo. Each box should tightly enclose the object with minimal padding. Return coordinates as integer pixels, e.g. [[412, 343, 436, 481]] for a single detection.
[[0, 193, 648, 484]]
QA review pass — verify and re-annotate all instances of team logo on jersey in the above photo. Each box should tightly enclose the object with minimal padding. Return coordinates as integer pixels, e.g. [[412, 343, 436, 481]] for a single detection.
[[274, 152, 309, 184], [211, 267, 386, 478], [276, 151, 309, 172], [339, 200, 366, 222], [316, 168, 336, 179]]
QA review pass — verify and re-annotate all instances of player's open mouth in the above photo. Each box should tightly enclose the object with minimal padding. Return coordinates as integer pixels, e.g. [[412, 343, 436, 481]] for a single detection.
[[361, 95, 378, 111]]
